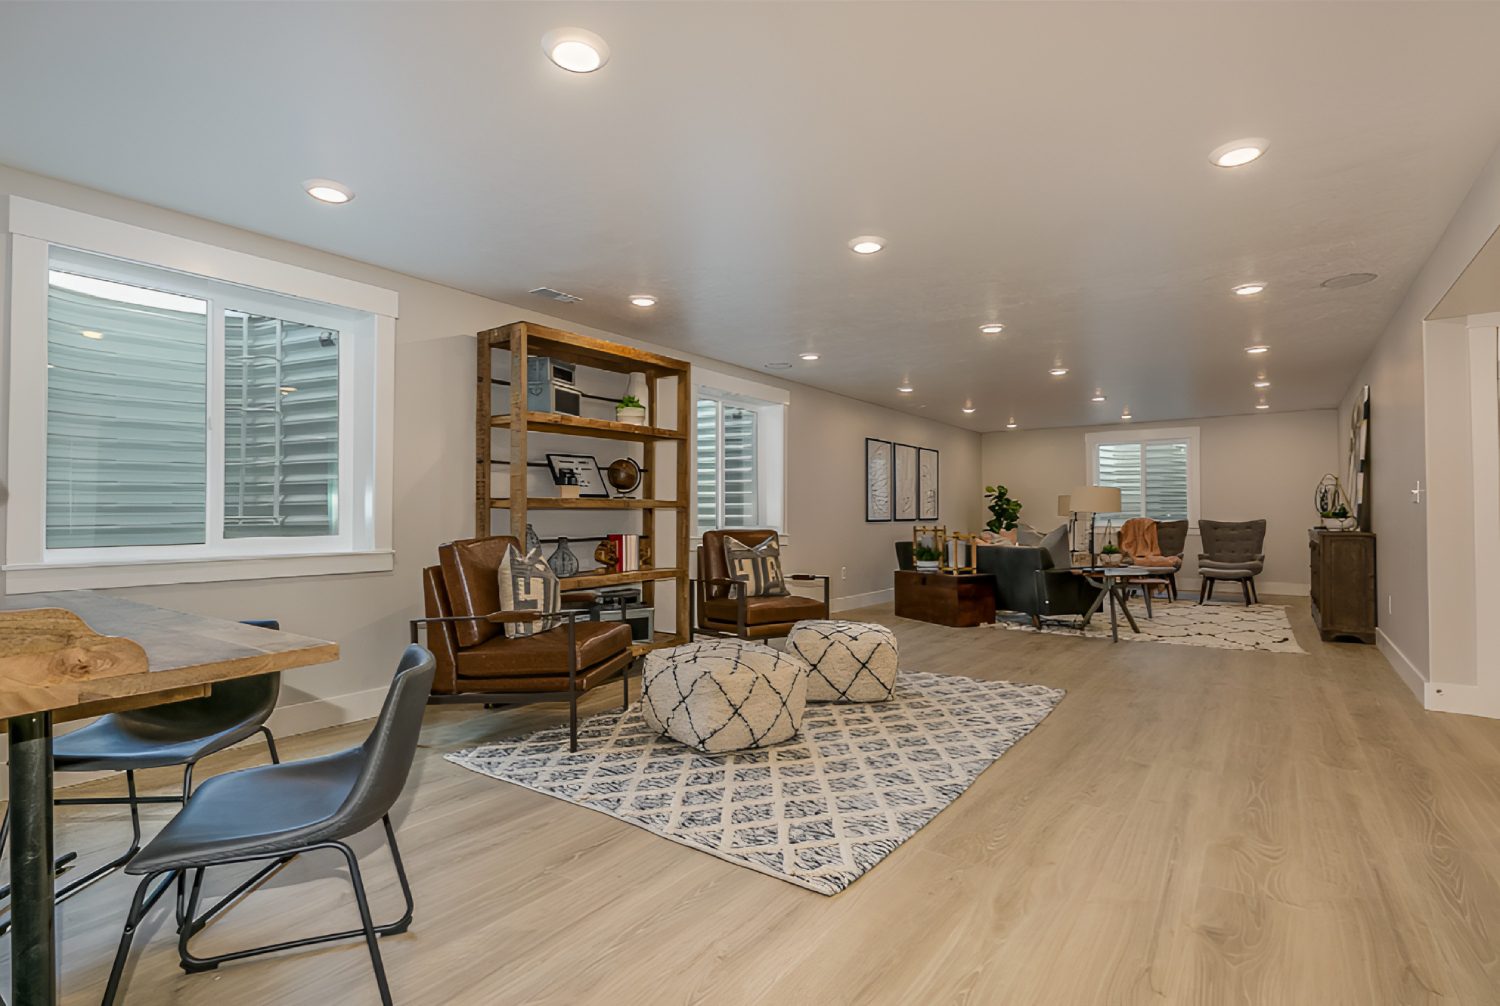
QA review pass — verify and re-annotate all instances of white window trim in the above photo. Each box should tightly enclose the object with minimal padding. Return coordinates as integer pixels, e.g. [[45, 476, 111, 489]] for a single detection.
[[1083, 425, 1201, 529], [4, 197, 397, 593], [692, 368, 788, 538]]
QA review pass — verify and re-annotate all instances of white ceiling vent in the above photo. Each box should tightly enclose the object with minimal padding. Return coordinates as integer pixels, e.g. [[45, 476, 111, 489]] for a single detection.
[[528, 286, 583, 304]]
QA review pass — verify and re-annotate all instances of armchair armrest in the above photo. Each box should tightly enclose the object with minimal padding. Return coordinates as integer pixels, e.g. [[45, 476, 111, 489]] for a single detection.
[[788, 573, 832, 609]]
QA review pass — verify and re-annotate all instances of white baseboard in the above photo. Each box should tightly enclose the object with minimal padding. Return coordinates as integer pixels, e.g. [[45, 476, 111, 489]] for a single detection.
[[834, 587, 893, 612], [1423, 680, 1500, 719], [1377, 627, 1428, 703]]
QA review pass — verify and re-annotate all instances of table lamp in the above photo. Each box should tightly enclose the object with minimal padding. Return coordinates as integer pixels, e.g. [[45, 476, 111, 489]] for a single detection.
[[1068, 485, 1122, 567]]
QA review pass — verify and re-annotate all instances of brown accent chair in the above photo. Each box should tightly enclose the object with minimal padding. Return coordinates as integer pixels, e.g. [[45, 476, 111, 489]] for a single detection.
[[413, 536, 635, 750], [692, 529, 830, 640]]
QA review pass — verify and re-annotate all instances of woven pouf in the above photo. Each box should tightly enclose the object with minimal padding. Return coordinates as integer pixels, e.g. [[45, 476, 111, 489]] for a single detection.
[[786, 620, 899, 703], [640, 640, 809, 754]]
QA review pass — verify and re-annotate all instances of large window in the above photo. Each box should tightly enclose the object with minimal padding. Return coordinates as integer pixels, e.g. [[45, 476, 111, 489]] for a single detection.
[[693, 374, 786, 534], [6, 197, 397, 591], [1085, 427, 1200, 525]]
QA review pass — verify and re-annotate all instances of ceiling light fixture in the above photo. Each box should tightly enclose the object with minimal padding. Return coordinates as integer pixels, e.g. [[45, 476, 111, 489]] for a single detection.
[[1049, 366, 1069, 377], [1256, 401, 1270, 410], [897, 384, 914, 393], [1210, 138, 1269, 168], [629, 294, 657, 308], [1233, 283, 1266, 296], [1091, 390, 1107, 402], [798, 352, 820, 361], [1121, 408, 1133, 420], [1245, 344, 1270, 355], [962, 403, 976, 414], [1321, 272, 1378, 289], [1253, 379, 1271, 389], [303, 179, 354, 204], [541, 27, 610, 73], [848, 236, 885, 255], [80, 330, 103, 340], [979, 323, 1005, 335], [1005, 418, 1018, 429]]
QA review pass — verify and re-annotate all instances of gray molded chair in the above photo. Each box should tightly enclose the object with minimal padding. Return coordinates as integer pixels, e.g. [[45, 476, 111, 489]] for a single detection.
[[0, 620, 284, 931], [1197, 518, 1267, 605], [102, 644, 436, 1006]]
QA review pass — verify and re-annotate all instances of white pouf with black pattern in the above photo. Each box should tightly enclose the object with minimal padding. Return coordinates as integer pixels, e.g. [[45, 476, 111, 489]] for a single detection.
[[786, 620, 899, 703], [640, 640, 809, 754]]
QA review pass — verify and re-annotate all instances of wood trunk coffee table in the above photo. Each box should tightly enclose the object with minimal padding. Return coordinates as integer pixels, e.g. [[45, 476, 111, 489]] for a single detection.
[[893, 570, 996, 627]]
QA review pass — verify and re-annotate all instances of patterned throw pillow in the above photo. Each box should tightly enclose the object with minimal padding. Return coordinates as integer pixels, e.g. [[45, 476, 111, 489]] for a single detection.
[[497, 544, 560, 637], [722, 535, 789, 597]]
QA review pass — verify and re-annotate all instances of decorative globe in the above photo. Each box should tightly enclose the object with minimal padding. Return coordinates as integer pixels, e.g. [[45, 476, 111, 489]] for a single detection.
[[606, 458, 642, 494]]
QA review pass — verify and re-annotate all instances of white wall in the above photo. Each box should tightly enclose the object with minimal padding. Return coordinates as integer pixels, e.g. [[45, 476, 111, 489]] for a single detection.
[[1339, 138, 1500, 697], [979, 410, 1340, 593], [0, 163, 981, 737]]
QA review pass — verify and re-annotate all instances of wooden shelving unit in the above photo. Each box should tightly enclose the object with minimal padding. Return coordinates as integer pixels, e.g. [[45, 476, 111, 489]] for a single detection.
[[477, 320, 692, 653]]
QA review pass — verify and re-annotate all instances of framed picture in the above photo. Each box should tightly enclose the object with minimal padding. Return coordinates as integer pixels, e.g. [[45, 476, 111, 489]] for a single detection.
[[865, 438, 893, 522], [545, 453, 608, 498], [893, 443, 918, 521], [917, 447, 939, 520]]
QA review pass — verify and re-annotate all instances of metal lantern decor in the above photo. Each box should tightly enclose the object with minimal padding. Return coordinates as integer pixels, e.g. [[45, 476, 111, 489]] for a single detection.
[[913, 525, 945, 572], [1314, 473, 1354, 530], [941, 531, 976, 574]]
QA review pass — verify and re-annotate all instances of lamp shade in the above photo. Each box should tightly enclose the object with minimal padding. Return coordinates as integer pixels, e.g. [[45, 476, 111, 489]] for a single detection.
[[1057, 494, 1072, 517], [1068, 485, 1121, 514]]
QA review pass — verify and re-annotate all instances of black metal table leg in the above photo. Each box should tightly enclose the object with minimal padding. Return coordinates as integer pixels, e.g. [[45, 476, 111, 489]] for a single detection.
[[1107, 584, 1119, 641], [8, 711, 57, 1005]]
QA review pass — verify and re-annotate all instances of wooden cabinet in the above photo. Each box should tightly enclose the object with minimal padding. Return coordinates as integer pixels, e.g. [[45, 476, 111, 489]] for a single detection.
[[894, 571, 997, 627], [1309, 530, 1376, 643]]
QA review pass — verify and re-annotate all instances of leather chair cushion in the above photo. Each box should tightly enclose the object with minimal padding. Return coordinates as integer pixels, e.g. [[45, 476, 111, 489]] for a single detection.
[[439, 536, 519, 648], [701, 593, 827, 626], [456, 620, 632, 677], [701, 529, 778, 600]]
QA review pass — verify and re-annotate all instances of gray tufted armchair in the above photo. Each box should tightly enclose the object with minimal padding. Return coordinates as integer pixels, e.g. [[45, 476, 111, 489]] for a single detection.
[[1197, 518, 1267, 605]]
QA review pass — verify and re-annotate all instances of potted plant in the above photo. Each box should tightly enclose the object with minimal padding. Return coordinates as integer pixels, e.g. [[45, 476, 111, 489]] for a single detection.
[[1099, 542, 1125, 567], [983, 484, 1023, 534], [615, 394, 647, 426], [913, 543, 943, 572], [1320, 503, 1351, 530]]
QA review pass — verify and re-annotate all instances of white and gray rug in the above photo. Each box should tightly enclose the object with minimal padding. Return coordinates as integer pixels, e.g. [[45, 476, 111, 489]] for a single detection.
[[445, 671, 1064, 896], [994, 599, 1305, 653]]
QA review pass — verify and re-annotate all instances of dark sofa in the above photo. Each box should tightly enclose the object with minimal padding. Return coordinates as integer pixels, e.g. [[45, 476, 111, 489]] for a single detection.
[[976, 544, 1102, 626]]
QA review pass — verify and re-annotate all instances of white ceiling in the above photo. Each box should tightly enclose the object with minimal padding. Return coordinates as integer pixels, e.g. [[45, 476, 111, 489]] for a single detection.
[[3, 2, 1500, 431]]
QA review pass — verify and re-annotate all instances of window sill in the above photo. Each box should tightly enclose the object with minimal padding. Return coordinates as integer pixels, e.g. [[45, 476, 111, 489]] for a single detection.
[[2, 550, 395, 594]]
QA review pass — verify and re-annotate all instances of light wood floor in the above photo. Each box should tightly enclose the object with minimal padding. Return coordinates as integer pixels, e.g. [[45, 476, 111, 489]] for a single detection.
[[5, 598, 1500, 1005]]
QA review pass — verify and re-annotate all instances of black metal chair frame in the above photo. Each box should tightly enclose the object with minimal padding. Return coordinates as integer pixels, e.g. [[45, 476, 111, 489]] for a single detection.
[[103, 812, 412, 1005], [411, 608, 636, 752], [690, 569, 832, 641]]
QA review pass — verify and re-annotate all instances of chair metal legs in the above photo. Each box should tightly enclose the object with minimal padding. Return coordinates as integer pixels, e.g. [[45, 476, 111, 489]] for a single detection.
[[103, 815, 412, 1006]]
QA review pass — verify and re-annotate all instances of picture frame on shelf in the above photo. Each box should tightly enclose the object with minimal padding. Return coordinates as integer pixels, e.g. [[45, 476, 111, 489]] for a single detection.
[[893, 443, 918, 521], [545, 453, 609, 498], [866, 438, 893, 522], [917, 447, 939, 520]]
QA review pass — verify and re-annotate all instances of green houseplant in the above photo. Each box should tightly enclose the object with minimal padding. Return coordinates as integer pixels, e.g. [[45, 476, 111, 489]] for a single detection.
[[615, 394, 647, 426], [984, 484, 1023, 534], [1099, 541, 1124, 567], [913, 543, 942, 572]]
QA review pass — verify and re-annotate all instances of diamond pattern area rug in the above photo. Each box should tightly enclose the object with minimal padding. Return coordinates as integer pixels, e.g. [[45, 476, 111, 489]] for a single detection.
[[993, 599, 1306, 653], [445, 671, 1064, 896]]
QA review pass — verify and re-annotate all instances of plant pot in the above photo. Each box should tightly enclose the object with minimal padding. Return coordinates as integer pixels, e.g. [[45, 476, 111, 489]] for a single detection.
[[915, 560, 941, 573], [616, 407, 647, 426], [1100, 553, 1124, 567], [1320, 517, 1346, 530]]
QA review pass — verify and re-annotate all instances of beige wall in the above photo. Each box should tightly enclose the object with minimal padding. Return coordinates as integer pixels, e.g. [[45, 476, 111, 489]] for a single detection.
[[0, 163, 980, 735], [1339, 139, 1500, 693], [979, 410, 1339, 592]]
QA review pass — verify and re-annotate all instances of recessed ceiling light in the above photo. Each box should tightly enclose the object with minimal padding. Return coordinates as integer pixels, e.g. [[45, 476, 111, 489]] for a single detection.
[[979, 323, 1005, 335], [764, 362, 792, 371], [1210, 138, 1268, 168], [629, 294, 657, 308], [1005, 418, 1018, 429], [1233, 283, 1266, 296], [849, 236, 885, 255], [80, 329, 103, 340], [1245, 344, 1270, 354], [962, 404, 976, 414], [897, 384, 914, 394], [1121, 408, 1133, 420], [1256, 401, 1270, 410], [303, 179, 353, 204], [1049, 366, 1069, 377], [798, 352, 820, 361], [1321, 272, 1378, 289], [1091, 390, 1107, 402], [541, 27, 610, 73], [1253, 379, 1271, 389]]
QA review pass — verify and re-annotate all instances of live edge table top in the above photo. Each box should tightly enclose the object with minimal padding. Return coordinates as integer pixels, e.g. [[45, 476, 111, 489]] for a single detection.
[[0, 590, 339, 721]]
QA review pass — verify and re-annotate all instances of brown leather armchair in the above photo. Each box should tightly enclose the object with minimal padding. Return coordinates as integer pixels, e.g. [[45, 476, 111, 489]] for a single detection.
[[413, 536, 635, 750], [692, 529, 830, 640]]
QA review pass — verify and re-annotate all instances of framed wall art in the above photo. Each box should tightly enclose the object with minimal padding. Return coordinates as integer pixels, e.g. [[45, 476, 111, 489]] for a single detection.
[[917, 447, 939, 520], [893, 442, 918, 521], [865, 438, 892, 522]]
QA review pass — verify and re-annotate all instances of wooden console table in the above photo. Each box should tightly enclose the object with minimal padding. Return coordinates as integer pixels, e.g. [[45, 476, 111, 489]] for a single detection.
[[893, 571, 996, 627]]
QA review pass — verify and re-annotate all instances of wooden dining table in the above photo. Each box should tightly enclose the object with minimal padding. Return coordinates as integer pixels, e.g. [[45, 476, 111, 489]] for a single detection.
[[0, 591, 338, 1006]]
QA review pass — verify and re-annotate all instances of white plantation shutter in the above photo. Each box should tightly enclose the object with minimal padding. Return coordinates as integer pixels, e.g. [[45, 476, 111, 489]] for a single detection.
[[696, 395, 760, 530], [1091, 435, 1194, 523], [695, 399, 720, 530]]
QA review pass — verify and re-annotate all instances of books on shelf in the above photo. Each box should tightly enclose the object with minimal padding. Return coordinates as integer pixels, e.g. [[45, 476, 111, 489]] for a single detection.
[[607, 533, 643, 572]]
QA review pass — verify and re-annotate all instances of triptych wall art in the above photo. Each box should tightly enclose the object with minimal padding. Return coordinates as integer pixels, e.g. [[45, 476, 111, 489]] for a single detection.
[[866, 438, 938, 522]]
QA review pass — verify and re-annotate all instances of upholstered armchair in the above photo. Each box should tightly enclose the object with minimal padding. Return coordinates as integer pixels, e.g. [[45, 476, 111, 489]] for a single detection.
[[413, 536, 636, 750], [692, 529, 830, 640], [1197, 518, 1267, 605], [1155, 519, 1190, 600], [976, 544, 1103, 627]]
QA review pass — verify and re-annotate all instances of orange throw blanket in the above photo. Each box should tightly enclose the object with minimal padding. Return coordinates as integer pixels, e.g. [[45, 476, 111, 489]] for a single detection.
[[1119, 518, 1181, 569]]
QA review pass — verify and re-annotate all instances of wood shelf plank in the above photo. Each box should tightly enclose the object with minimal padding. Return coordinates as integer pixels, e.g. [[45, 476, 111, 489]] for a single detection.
[[561, 567, 686, 590], [481, 322, 691, 377], [491, 412, 684, 442], [491, 497, 684, 511]]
